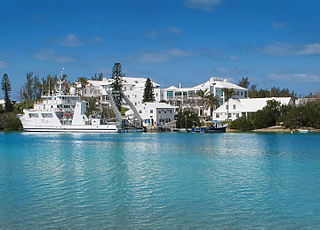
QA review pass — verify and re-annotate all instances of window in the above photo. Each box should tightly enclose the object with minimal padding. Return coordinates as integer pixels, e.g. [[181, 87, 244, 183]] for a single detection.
[[236, 113, 239, 118], [226, 105, 228, 110], [41, 113, 53, 118], [245, 91, 248, 97], [167, 91, 173, 99], [241, 92, 243, 96], [29, 113, 39, 118], [175, 92, 182, 96], [228, 113, 231, 118], [216, 113, 220, 118], [188, 91, 195, 96], [233, 104, 236, 110], [150, 110, 153, 113], [156, 93, 158, 97], [139, 110, 142, 113], [159, 111, 161, 114]]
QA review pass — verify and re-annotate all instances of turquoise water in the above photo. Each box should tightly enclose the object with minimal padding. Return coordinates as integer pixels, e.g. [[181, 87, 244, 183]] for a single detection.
[[1, 132, 320, 229]]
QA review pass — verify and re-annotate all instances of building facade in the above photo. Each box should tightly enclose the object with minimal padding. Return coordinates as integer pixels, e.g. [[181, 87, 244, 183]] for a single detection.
[[125, 102, 175, 127], [213, 97, 293, 121]]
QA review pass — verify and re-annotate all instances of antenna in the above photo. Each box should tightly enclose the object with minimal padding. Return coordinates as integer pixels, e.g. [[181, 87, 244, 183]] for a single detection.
[[58, 67, 64, 94]]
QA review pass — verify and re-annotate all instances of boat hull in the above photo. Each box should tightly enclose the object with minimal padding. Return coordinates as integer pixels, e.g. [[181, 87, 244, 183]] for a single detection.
[[23, 125, 119, 133], [191, 126, 227, 133], [205, 127, 227, 133]]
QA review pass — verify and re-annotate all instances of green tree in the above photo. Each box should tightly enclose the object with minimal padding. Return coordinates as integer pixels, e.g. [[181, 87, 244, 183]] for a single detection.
[[229, 116, 254, 131], [250, 100, 281, 129], [1, 74, 13, 112], [98, 72, 103, 81], [143, 78, 155, 102], [176, 109, 201, 128], [238, 77, 250, 88], [197, 89, 220, 117], [222, 88, 236, 120], [78, 77, 88, 96], [111, 63, 124, 110], [20, 72, 34, 101]]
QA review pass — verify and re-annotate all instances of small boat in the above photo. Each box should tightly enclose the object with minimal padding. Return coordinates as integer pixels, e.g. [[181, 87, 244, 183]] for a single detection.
[[191, 120, 227, 133], [297, 129, 312, 133]]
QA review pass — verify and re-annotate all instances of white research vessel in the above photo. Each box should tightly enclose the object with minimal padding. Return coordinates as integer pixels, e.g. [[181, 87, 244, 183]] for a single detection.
[[18, 69, 121, 133]]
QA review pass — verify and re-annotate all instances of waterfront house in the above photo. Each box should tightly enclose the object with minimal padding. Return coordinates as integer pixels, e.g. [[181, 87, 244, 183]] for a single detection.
[[163, 77, 248, 116], [213, 97, 293, 121], [125, 102, 175, 127]]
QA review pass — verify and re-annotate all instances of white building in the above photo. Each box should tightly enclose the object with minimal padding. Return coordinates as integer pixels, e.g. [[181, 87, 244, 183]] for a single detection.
[[164, 77, 248, 116], [213, 97, 293, 121], [79, 76, 249, 118], [125, 102, 175, 127], [80, 77, 164, 108], [0, 99, 5, 109]]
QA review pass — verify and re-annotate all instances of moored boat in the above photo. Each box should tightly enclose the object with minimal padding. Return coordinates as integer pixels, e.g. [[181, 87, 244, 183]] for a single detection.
[[191, 120, 227, 133]]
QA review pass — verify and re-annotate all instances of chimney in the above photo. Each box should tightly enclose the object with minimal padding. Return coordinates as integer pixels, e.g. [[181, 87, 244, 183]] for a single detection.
[[178, 82, 182, 88]]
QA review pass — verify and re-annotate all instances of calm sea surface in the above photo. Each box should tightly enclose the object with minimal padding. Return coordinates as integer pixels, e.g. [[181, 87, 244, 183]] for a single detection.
[[1, 132, 320, 229]]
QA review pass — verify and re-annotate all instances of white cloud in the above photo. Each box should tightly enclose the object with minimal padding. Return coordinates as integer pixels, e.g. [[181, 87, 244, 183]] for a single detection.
[[130, 47, 221, 64], [133, 49, 190, 64], [59, 34, 83, 47], [268, 72, 320, 83], [34, 48, 75, 63], [0, 61, 7, 68], [257, 42, 320, 56], [272, 22, 288, 29], [185, 0, 221, 11]]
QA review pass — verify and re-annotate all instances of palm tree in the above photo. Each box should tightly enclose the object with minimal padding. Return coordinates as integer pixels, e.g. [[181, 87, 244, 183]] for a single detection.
[[222, 88, 236, 121], [204, 92, 220, 117], [197, 89, 220, 117], [78, 77, 88, 96]]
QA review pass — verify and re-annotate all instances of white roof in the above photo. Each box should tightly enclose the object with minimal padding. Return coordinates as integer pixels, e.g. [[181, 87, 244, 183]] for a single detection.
[[166, 78, 248, 91], [214, 97, 292, 113], [87, 77, 160, 88]]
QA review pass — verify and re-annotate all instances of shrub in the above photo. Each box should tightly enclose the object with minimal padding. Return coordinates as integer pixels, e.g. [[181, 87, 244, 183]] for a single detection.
[[229, 117, 254, 131]]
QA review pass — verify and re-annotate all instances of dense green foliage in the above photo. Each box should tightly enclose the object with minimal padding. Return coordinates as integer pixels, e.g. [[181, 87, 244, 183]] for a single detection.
[[249, 86, 296, 98], [229, 116, 254, 131], [20, 72, 60, 101], [1, 74, 13, 112], [0, 112, 22, 130], [279, 100, 320, 128], [111, 63, 124, 110], [230, 99, 320, 130], [143, 78, 155, 102], [238, 77, 250, 88], [176, 110, 201, 128], [91, 72, 104, 81], [14, 100, 35, 114]]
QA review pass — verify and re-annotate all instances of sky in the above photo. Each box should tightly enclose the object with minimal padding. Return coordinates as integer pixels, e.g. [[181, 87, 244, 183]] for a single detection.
[[1, 0, 320, 99]]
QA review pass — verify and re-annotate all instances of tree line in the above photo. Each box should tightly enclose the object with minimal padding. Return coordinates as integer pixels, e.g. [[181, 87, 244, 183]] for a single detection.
[[230, 99, 320, 131], [238, 77, 296, 98]]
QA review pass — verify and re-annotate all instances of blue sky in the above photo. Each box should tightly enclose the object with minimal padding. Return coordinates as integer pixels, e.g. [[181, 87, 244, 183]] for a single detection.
[[1, 0, 320, 99]]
